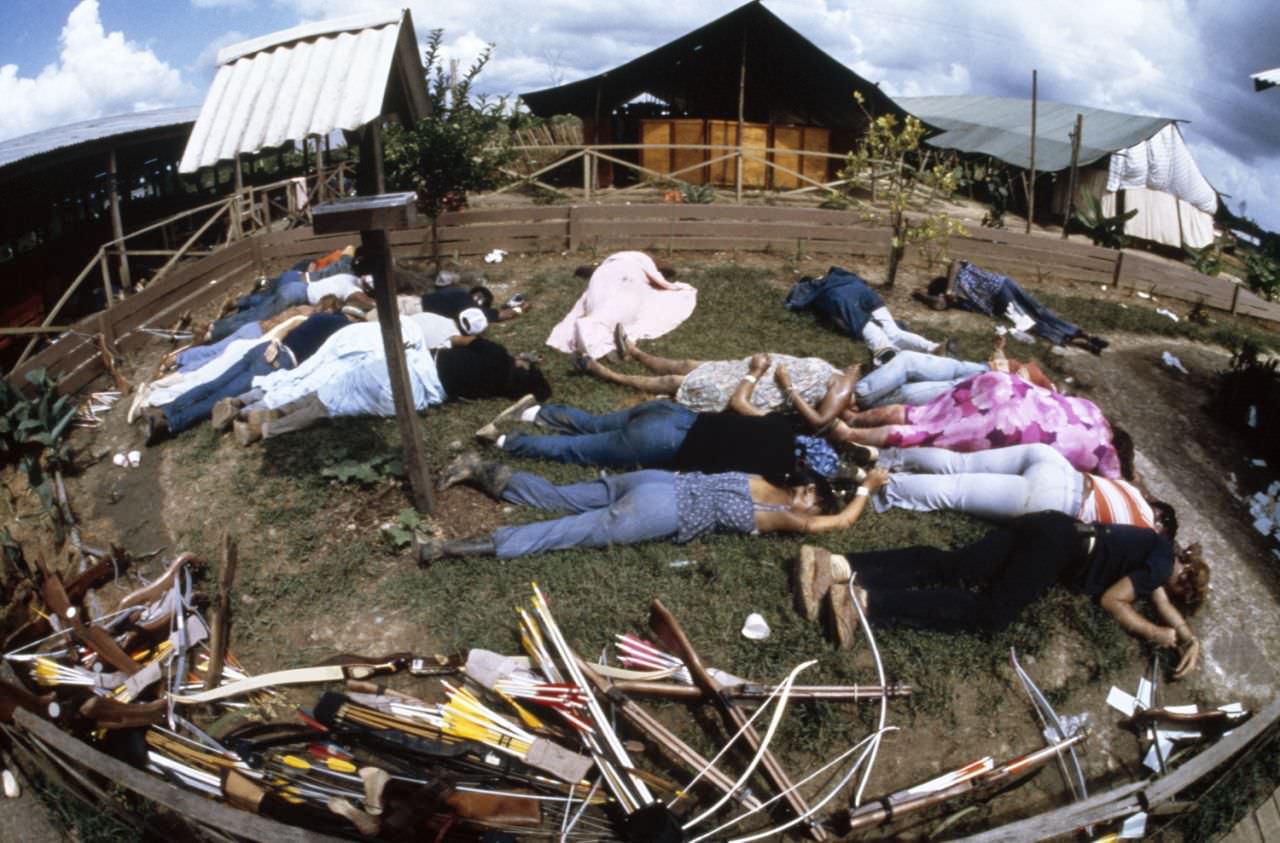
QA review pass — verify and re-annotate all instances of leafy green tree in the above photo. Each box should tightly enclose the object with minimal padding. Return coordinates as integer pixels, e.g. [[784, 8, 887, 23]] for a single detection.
[[383, 30, 515, 258], [1072, 188, 1138, 249], [838, 92, 964, 286]]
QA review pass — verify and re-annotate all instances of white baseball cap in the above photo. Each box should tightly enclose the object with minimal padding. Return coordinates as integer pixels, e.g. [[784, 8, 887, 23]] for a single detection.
[[457, 307, 489, 336]]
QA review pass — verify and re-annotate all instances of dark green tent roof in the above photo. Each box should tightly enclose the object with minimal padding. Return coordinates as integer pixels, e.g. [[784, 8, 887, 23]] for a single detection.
[[897, 95, 1178, 171], [520, 1, 905, 130]]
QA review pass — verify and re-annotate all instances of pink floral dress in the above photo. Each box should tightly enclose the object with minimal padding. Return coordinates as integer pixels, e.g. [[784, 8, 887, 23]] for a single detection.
[[887, 371, 1120, 477]]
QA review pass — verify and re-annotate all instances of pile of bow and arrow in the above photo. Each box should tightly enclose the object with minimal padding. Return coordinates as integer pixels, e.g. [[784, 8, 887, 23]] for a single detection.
[[2, 532, 1224, 841]]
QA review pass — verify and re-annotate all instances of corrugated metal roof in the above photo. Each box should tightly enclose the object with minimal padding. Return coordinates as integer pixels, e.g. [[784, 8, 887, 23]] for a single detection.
[[1252, 68, 1280, 91], [897, 95, 1176, 171], [179, 10, 427, 173], [0, 106, 200, 171]]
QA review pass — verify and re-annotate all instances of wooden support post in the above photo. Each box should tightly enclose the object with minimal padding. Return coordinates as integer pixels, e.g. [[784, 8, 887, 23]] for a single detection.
[[583, 150, 592, 201], [107, 148, 132, 290], [313, 193, 434, 514], [204, 531, 238, 691], [1112, 251, 1125, 288], [98, 252, 114, 308], [736, 25, 747, 204], [1026, 69, 1037, 235], [1061, 113, 1083, 239], [1231, 283, 1242, 315], [231, 156, 244, 241]]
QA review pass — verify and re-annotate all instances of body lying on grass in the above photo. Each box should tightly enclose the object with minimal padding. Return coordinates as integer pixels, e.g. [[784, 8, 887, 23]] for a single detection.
[[138, 310, 498, 445], [794, 510, 1207, 680], [222, 329, 550, 445], [419, 453, 887, 561]]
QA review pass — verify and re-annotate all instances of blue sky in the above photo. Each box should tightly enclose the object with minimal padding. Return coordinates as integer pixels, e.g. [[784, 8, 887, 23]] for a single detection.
[[3, 0, 1278, 232]]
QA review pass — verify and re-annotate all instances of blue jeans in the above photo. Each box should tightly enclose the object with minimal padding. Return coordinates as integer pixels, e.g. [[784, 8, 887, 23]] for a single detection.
[[854, 351, 988, 408], [503, 400, 697, 468], [159, 342, 293, 433], [211, 276, 308, 341], [492, 470, 679, 558], [175, 323, 262, 373]]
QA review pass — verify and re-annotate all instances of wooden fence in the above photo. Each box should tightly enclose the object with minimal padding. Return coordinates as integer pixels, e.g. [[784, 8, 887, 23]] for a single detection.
[[9, 203, 1280, 395]]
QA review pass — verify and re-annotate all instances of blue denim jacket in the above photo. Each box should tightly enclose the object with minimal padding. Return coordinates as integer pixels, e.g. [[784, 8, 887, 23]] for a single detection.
[[784, 267, 883, 338]]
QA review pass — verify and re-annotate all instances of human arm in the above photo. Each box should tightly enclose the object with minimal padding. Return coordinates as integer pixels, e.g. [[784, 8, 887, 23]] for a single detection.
[[1152, 586, 1200, 679], [1099, 578, 1197, 678], [727, 353, 772, 417], [777, 364, 854, 432], [757, 468, 889, 535]]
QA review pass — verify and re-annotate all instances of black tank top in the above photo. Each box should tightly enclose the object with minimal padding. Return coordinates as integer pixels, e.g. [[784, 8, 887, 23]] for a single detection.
[[673, 412, 797, 481]]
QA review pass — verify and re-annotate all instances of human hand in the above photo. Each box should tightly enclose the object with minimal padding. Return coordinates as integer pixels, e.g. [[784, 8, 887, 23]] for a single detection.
[[1172, 637, 1200, 679], [1153, 626, 1178, 650], [863, 467, 890, 490], [749, 352, 771, 375], [773, 363, 792, 387]]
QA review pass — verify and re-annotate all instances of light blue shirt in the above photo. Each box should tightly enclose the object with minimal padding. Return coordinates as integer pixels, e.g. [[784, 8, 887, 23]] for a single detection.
[[252, 318, 444, 415]]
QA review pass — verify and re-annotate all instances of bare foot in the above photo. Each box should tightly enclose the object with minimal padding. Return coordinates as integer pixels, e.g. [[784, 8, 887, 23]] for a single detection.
[[613, 323, 632, 361]]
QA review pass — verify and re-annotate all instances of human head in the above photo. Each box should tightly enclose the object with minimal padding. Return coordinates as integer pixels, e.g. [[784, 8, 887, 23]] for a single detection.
[[469, 285, 495, 310], [456, 307, 489, 336], [788, 469, 842, 516], [506, 359, 552, 402], [1150, 500, 1178, 540], [926, 275, 949, 296], [1168, 543, 1210, 610], [314, 294, 342, 313]]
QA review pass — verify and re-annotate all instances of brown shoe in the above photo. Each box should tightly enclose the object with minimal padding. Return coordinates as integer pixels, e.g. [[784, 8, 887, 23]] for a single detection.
[[475, 394, 536, 444], [245, 408, 279, 426], [211, 398, 242, 432], [232, 420, 262, 446], [826, 584, 859, 650], [795, 546, 834, 623]]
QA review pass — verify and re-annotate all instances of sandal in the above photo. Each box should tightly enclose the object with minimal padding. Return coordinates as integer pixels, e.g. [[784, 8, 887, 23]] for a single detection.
[[795, 546, 834, 622]]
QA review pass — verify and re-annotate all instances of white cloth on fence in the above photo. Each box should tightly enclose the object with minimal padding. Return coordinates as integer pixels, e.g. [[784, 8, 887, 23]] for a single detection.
[[1106, 123, 1217, 213]]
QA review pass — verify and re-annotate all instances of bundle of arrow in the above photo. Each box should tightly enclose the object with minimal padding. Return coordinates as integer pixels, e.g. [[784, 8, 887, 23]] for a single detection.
[[1, 554, 1125, 841]]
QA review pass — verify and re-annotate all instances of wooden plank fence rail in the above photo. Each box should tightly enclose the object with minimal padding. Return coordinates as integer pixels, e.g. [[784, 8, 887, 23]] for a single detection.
[[8, 708, 349, 843], [9, 204, 1279, 397], [954, 694, 1280, 842]]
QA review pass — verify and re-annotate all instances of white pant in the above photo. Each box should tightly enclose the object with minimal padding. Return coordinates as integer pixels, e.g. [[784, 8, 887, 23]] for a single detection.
[[877, 444, 1084, 521], [861, 307, 939, 355]]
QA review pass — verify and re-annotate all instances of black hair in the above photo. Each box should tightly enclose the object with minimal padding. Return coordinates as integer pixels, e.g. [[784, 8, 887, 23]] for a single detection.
[[926, 275, 949, 296], [1150, 500, 1178, 540], [506, 363, 552, 403], [787, 465, 842, 515], [1112, 425, 1136, 481], [469, 285, 495, 309]]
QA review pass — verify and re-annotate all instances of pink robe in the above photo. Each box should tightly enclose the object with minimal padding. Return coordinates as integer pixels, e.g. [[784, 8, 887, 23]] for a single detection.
[[886, 371, 1120, 477], [546, 251, 698, 359]]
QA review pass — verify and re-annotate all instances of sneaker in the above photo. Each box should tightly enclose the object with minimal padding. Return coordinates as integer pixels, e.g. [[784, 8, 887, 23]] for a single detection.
[[872, 348, 897, 368], [476, 394, 537, 444], [438, 451, 484, 491]]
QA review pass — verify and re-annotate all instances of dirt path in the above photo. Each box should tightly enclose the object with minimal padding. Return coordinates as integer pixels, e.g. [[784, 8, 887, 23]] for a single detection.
[[1050, 334, 1280, 704]]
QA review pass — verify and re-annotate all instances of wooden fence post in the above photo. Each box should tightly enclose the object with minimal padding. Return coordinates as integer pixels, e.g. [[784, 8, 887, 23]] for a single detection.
[[1112, 251, 1125, 289], [1231, 283, 1242, 315], [568, 206, 582, 252], [99, 252, 114, 308]]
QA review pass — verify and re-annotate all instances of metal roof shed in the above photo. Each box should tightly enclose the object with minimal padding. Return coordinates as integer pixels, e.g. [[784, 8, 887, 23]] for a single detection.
[[179, 10, 430, 173]]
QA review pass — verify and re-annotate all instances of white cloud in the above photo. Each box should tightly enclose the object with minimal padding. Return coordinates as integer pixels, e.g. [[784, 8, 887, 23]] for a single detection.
[[0, 0, 191, 142], [190, 0, 254, 8], [187, 30, 248, 76]]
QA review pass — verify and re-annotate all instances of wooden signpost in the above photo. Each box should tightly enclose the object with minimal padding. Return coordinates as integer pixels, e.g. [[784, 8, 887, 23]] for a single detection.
[[311, 192, 434, 514]]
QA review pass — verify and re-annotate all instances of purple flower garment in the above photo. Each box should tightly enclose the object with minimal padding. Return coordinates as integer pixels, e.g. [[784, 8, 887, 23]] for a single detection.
[[890, 371, 1120, 477]]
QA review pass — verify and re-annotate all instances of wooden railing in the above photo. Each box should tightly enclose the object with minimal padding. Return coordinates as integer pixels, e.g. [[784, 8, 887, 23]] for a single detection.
[[10, 202, 1279, 396], [500, 142, 866, 201], [8, 164, 352, 369]]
